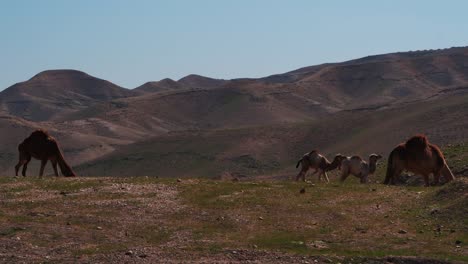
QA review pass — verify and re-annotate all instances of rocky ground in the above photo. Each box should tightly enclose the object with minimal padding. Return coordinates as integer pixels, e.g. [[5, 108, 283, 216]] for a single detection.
[[0, 175, 466, 263]]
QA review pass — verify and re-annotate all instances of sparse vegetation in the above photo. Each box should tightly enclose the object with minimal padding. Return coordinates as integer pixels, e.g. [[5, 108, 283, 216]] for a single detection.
[[0, 169, 466, 262]]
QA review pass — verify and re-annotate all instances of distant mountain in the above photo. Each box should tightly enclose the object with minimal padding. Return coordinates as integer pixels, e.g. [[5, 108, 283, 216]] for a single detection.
[[75, 90, 468, 178], [1, 47, 468, 177], [0, 70, 137, 121], [177, 74, 228, 89], [135, 78, 182, 93], [135, 74, 228, 93]]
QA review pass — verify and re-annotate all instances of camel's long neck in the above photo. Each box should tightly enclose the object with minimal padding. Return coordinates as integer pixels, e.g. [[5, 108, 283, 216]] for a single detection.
[[326, 157, 340, 171]]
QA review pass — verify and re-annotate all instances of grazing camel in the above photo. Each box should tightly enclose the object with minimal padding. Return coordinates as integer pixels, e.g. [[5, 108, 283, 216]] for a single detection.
[[15, 129, 76, 177], [384, 134, 455, 186], [340, 154, 382, 183], [295, 151, 346, 182]]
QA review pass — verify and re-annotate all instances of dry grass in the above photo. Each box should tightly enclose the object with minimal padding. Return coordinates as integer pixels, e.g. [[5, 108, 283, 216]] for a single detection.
[[0, 175, 466, 263]]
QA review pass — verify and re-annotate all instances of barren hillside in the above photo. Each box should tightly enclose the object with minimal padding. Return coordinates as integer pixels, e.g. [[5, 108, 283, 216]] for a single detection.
[[0, 47, 467, 177]]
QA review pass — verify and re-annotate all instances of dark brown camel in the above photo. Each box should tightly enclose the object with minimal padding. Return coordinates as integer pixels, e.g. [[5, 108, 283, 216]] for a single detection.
[[295, 151, 346, 182], [384, 134, 454, 186], [15, 130, 76, 177]]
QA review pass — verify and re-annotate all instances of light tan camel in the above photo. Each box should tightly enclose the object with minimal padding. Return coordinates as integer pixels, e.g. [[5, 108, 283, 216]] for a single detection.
[[384, 134, 454, 186], [340, 154, 382, 183], [15, 129, 76, 177], [296, 151, 346, 182]]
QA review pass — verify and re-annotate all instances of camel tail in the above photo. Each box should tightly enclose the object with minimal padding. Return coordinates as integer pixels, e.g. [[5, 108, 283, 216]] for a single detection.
[[296, 159, 302, 168], [55, 144, 76, 177], [441, 162, 455, 182]]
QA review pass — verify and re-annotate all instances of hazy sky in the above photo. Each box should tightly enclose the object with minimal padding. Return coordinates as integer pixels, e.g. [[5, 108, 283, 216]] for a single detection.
[[1, 0, 467, 90]]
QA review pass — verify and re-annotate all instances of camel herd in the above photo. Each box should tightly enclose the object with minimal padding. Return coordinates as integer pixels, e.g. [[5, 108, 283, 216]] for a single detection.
[[296, 135, 455, 186], [14, 130, 456, 186]]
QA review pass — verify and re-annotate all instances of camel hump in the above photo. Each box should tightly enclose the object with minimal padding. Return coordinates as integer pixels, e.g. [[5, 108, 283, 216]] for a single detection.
[[430, 145, 446, 168], [405, 134, 429, 150], [30, 129, 51, 139]]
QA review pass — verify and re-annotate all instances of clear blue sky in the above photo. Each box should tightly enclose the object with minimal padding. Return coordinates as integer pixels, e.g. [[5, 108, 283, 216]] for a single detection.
[[1, 0, 467, 90]]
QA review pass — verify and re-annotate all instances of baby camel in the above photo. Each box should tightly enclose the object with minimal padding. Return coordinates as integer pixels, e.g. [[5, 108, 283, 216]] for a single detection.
[[296, 151, 345, 182], [340, 154, 382, 183]]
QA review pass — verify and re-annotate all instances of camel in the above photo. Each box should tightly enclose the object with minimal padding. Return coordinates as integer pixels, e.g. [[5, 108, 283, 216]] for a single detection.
[[295, 151, 346, 182], [15, 129, 76, 177], [384, 134, 455, 186], [340, 154, 382, 183]]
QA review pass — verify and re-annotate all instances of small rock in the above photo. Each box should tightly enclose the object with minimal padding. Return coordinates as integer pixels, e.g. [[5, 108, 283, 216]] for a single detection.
[[258, 216, 264, 220], [125, 250, 134, 256], [59, 191, 68, 196], [300, 188, 306, 194], [398, 229, 407, 234], [96, 226, 103, 230], [253, 244, 258, 249], [66, 222, 71, 225], [450, 229, 456, 233], [177, 179, 182, 183], [231, 250, 237, 254], [311, 240, 328, 249], [371, 188, 377, 192], [455, 240, 462, 245], [430, 208, 439, 215], [138, 254, 148, 258]]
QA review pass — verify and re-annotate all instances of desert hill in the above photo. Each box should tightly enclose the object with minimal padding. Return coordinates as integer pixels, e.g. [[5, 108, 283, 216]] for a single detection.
[[0, 47, 468, 177], [0, 70, 137, 121], [134, 74, 227, 93], [75, 88, 468, 178]]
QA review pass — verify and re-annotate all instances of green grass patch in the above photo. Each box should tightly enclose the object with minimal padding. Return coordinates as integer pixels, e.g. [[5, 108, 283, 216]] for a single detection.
[[73, 243, 128, 256], [251, 231, 309, 254]]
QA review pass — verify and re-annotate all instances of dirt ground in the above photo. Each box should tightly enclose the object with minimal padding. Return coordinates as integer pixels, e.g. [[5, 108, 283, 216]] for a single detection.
[[0, 176, 466, 263]]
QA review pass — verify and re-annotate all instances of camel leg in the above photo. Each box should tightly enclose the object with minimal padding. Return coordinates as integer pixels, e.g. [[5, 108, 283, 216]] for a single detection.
[[389, 168, 403, 185], [340, 168, 350, 182], [22, 161, 29, 177], [296, 168, 308, 182], [51, 159, 59, 177], [20, 156, 31, 177], [422, 174, 430, 187], [360, 173, 368, 184], [15, 160, 26, 177], [317, 169, 324, 182], [39, 159, 48, 178], [323, 171, 330, 183]]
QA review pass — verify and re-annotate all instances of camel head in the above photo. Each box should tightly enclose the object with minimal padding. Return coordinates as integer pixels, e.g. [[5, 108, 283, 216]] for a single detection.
[[368, 154, 382, 174], [369, 153, 383, 163]]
